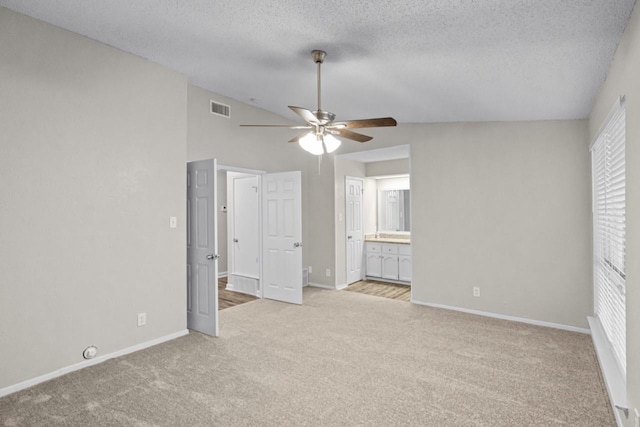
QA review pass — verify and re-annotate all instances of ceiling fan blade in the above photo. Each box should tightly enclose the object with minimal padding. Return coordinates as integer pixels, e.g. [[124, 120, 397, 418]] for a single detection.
[[331, 117, 397, 129], [335, 129, 373, 143], [288, 131, 313, 143], [239, 124, 311, 130], [289, 106, 318, 124]]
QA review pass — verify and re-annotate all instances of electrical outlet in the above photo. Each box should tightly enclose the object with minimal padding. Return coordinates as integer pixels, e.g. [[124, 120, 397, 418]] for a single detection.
[[137, 312, 146, 327], [325, 268, 331, 277], [308, 266, 313, 274], [169, 216, 177, 228], [473, 287, 480, 297]]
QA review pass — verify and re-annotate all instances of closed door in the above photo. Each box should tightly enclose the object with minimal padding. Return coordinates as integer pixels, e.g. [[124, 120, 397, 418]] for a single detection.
[[262, 171, 302, 304], [346, 178, 364, 284], [232, 176, 259, 278], [186, 159, 219, 337]]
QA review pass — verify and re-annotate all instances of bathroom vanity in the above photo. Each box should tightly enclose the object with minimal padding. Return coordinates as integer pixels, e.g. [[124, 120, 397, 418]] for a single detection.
[[365, 239, 411, 284]]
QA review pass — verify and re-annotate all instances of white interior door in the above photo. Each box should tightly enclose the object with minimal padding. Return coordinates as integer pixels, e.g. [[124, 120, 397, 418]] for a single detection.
[[346, 178, 364, 284], [233, 176, 260, 278], [187, 159, 219, 336], [262, 171, 302, 304]]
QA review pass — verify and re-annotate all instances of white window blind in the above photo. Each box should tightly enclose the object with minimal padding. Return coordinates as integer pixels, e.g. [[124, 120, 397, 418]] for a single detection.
[[591, 97, 626, 375]]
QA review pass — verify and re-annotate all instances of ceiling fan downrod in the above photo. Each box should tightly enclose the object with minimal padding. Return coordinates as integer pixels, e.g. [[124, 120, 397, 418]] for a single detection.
[[312, 50, 326, 113]]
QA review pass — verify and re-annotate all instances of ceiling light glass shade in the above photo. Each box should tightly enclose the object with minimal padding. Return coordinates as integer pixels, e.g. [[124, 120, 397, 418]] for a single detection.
[[322, 134, 341, 153], [298, 132, 324, 155]]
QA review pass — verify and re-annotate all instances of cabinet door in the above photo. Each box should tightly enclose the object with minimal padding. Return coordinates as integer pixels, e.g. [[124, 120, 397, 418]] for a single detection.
[[381, 255, 399, 280], [398, 255, 412, 282], [366, 253, 382, 278]]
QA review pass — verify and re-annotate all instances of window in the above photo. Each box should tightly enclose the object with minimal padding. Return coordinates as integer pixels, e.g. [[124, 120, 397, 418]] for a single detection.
[[591, 96, 626, 375]]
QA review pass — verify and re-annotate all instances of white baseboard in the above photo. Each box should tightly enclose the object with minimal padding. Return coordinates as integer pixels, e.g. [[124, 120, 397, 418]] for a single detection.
[[0, 329, 189, 398], [218, 271, 228, 278], [336, 283, 348, 290], [588, 316, 627, 427], [411, 299, 591, 334]]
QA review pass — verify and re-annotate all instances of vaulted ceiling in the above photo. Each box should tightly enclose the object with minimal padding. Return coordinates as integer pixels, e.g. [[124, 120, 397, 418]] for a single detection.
[[1, 0, 636, 123]]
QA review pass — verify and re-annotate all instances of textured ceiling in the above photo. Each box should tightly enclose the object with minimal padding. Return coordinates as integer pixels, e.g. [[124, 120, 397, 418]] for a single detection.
[[1, 0, 636, 124]]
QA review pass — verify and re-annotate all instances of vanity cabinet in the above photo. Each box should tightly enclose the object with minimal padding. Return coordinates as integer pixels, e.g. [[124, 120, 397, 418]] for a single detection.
[[365, 244, 382, 277], [365, 242, 411, 283]]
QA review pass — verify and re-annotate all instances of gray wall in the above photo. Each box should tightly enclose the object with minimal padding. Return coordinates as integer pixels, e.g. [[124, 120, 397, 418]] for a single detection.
[[0, 8, 187, 389], [409, 121, 591, 327], [366, 158, 410, 177], [588, 2, 640, 423]]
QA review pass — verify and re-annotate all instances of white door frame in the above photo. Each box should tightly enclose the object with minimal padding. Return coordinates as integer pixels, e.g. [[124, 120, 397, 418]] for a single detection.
[[345, 176, 365, 285]]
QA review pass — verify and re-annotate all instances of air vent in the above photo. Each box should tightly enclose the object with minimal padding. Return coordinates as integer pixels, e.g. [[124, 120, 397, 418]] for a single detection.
[[210, 100, 230, 118]]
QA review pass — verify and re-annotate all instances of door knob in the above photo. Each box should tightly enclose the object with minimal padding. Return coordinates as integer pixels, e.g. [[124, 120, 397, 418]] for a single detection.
[[347, 236, 352, 239], [206, 254, 219, 260], [293, 242, 303, 248], [233, 238, 239, 243]]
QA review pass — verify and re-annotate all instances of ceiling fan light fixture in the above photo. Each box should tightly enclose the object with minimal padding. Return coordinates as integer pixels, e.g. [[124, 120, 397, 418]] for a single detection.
[[240, 50, 396, 154], [299, 132, 325, 155], [323, 134, 341, 153]]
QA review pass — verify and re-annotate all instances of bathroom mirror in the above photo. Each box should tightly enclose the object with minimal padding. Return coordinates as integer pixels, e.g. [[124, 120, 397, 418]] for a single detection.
[[377, 189, 410, 232]]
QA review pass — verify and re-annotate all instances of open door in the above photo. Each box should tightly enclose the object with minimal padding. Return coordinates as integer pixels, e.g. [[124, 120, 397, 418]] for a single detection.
[[262, 171, 302, 304], [187, 159, 219, 336]]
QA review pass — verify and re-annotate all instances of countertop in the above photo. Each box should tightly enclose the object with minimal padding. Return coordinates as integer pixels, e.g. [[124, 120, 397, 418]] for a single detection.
[[364, 237, 411, 245]]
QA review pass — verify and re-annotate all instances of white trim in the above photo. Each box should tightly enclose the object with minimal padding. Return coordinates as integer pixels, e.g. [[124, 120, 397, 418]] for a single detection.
[[411, 299, 591, 334], [588, 316, 627, 427], [0, 329, 189, 398], [590, 95, 625, 150], [336, 283, 348, 290], [308, 282, 338, 290], [218, 271, 228, 278]]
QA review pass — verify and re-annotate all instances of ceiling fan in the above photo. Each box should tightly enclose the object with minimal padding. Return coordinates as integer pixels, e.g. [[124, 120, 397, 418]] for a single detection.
[[240, 50, 397, 155]]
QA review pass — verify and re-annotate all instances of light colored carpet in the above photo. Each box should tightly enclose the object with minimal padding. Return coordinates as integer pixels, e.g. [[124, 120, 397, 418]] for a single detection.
[[0, 287, 614, 426]]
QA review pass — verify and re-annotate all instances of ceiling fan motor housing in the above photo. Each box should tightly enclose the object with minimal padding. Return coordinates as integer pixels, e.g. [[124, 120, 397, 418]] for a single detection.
[[314, 110, 335, 124]]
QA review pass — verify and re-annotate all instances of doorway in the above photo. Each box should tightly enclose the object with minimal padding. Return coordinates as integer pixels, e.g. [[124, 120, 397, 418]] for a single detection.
[[336, 145, 412, 298], [225, 169, 262, 297], [187, 161, 305, 337]]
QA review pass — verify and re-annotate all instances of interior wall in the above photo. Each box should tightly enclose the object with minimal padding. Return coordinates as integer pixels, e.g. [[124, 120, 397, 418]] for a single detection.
[[366, 158, 410, 176], [310, 120, 591, 329], [0, 7, 188, 389], [334, 157, 366, 287], [410, 120, 591, 328], [588, 1, 640, 423]]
